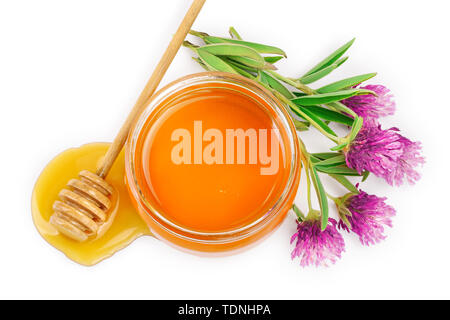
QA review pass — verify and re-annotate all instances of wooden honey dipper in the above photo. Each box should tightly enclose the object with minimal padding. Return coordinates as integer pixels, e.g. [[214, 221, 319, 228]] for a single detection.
[[50, 0, 207, 242]]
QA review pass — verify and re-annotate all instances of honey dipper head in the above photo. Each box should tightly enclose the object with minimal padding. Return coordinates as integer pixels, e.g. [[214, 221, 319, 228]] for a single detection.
[[50, 170, 113, 242]]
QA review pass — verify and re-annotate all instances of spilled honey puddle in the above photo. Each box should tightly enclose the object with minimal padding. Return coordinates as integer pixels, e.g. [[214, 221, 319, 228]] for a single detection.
[[32, 143, 152, 266]]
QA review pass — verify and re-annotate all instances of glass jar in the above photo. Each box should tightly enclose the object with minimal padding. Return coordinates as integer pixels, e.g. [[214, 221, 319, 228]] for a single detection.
[[125, 72, 300, 255]]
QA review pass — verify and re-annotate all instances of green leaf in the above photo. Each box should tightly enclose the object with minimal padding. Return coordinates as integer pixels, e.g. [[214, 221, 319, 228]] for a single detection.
[[311, 152, 340, 160], [310, 167, 329, 231], [189, 30, 209, 38], [198, 43, 264, 63], [228, 56, 273, 69], [292, 92, 308, 98], [349, 116, 364, 142], [315, 165, 361, 176], [231, 65, 256, 78], [330, 174, 359, 194], [300, 57, 348, 84], [303, 38, 355, 77], [264, 56, 284, 64], [334, 56, 349, 68], [292, 89, 374, 106], [197, 50, 238, 74], [291, 105, 337, 137], [229, 26, 243, 40], [292, 204, 306, 221], [293, 119, 310, 131], [330, 143, 348, 151], [183, 40, 199, 50], [301, 105, 354, 126], [314, 154, 346, 167], [327, 101, 357, 117], [361, 171, 370, 182], [260, 71, 294, 99], [317, 73, 377, 94], [224, 57, 258, 72], [257, 70, 268, 84], [192, 57, 207, 69], [204, 36, 287, 57], [223, 58, 256, 78]]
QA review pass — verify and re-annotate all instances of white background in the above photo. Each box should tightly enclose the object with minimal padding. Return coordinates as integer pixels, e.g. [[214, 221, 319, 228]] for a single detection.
[[0, 0, 449, 300]]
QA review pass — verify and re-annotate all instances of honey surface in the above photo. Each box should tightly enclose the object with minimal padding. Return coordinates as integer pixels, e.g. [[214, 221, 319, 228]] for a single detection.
[[135, 86, 289, 233], [32, 143, 151, 266]]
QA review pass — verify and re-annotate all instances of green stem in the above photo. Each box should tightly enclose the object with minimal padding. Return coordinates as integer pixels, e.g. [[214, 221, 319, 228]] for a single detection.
[[328, 101, 358, 118], [268, 71, 314, 95], [305, 166, 313, 211], [326, 192, 339, 202], [298, 139, 313, 211]]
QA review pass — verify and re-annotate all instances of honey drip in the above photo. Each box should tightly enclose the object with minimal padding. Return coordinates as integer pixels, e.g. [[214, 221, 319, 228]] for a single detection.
[[32, 143, 152, 266]]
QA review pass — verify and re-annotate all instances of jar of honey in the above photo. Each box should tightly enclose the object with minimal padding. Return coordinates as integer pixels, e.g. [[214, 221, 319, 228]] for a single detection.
[[125, 72, 301, 255]]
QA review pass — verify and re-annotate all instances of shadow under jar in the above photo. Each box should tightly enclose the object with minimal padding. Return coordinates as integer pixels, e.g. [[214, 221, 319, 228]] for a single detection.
[[125, 72, 301, 255]]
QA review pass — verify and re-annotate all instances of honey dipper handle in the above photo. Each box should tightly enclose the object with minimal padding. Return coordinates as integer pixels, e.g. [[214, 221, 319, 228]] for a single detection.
[[97, 0, 207, 178]]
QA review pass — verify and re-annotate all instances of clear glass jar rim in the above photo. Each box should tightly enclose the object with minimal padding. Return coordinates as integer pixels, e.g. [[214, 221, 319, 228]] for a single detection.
[[126, 72, 300, 243]]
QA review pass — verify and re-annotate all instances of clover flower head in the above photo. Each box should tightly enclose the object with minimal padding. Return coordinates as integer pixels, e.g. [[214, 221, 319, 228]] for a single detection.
[[342, 84, 396, 120], [291, 217, 345, 267], [338, 190, 396, 246], [345, 123, 424, 186]]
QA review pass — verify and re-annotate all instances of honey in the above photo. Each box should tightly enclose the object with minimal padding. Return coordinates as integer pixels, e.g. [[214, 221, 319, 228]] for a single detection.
[[136, 86, 287, 233], [32, 143, 151, 266], [126, 73, 301, 254]]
